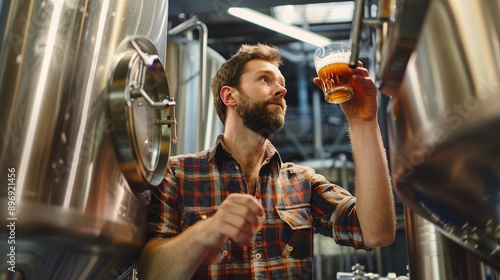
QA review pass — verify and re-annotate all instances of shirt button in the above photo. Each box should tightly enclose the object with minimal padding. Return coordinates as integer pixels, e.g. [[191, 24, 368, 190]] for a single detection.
[[235, 165, 240, 171], [201, 215, 207, 220], [222, 250, 228, 257], [255, 253, 262, 259]]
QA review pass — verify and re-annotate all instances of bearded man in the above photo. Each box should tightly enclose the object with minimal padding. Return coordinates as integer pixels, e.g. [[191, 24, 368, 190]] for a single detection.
[[138, 43, 396, 280]]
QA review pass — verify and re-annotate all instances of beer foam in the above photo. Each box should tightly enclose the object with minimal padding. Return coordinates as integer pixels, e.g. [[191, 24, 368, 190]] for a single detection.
[[315, 53, 350, 72]]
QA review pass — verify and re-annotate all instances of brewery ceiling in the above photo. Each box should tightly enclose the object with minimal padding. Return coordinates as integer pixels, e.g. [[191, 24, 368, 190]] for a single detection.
[[167, 0, 378, 99], [167, 0, 379, 162]]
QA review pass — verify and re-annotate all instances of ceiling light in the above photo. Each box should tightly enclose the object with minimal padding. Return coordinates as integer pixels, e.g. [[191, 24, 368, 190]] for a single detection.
[[273, 2, 354, 25], [227, 7, 331, 47]]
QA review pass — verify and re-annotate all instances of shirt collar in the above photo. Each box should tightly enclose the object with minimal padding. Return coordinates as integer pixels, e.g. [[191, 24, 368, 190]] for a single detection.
[[208, 134, 283, 167]]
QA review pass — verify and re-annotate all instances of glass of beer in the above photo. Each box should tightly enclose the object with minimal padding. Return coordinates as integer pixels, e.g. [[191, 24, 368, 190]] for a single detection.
[[314, 42, 353, 104]]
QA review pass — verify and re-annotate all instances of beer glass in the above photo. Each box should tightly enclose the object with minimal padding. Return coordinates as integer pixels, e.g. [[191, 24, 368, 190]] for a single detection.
[[314, 42, 353, 104]]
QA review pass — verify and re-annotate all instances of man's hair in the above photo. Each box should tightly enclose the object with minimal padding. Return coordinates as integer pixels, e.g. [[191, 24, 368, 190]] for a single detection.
[[210, 43, 282, 124]]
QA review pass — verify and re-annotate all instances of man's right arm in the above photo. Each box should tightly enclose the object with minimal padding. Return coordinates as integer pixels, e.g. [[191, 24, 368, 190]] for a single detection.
[[137, 193, 265, 280], [137, 219, 221, 280]]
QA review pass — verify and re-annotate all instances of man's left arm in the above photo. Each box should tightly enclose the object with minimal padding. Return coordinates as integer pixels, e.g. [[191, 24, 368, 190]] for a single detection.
[[348, 118, 395, 248], [314, 62, 396, 248], [343, 63, 395, 248]]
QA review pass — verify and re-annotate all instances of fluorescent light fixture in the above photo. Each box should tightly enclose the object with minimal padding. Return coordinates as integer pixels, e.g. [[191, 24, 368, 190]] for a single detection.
[[227, 7, 331, 47], [273, 2, 354, 25]]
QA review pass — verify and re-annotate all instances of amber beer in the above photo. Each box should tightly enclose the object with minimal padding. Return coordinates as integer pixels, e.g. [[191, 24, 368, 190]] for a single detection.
[[314, 42, 353, 104], [317, 62, 353, 103]]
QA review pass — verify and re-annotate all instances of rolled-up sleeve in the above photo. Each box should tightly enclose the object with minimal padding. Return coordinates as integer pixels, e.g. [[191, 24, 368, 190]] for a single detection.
[[309, 172, 368, 250]]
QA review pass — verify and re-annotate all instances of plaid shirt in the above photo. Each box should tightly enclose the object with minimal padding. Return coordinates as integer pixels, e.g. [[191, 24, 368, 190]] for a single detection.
[[147, 135, 367, 279]]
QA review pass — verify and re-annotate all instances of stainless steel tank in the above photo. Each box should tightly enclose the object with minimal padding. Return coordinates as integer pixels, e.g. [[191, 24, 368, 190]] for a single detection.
[[366, 0, 500, 278], [165, 17, 225, 156], [0, 0, 175, 279]]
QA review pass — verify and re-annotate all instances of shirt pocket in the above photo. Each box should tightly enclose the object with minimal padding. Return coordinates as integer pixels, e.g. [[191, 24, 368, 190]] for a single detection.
[[181, 209, 232, 264], [275, 204, 313, 259]]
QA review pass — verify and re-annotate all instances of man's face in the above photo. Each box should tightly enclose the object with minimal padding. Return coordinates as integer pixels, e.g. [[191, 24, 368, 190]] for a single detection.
[[235, 59, 287, 138]]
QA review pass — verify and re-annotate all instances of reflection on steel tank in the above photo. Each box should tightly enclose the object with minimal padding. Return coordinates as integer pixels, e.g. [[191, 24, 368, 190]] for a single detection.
[[166, 17, 226, 156], [0, 1, 176, 279], [365, 0, 500, 278]]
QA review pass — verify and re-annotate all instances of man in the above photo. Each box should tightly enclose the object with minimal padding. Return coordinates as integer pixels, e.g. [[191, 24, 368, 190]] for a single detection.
[[138, 43, 395, 279]]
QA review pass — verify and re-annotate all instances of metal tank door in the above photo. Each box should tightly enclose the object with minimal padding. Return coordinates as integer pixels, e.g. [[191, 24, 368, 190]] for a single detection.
[[108, 37, 177, 192]]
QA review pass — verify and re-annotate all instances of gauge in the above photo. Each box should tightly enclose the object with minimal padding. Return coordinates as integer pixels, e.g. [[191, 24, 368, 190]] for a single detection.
[[107, 36, 177, 191]]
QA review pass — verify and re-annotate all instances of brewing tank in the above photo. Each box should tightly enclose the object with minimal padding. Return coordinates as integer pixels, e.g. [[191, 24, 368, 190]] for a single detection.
[[166, 36, 225, 156], [0, 0, 174, 279], [375, 0, 500, 277]]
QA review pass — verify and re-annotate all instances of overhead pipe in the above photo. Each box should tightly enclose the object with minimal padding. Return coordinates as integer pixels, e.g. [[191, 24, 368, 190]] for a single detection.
[[348, 0, 389, 68]]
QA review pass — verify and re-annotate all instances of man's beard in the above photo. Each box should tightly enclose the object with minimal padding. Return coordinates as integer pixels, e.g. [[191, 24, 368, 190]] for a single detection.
[[236, 89, 286, 139]]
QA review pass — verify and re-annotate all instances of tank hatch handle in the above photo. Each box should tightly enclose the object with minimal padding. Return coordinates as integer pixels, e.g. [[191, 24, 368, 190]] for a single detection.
[[129, 39, 177, 143]]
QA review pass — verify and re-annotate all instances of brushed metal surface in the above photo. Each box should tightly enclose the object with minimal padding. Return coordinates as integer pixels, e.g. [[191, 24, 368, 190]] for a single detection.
[[387, 0, 500, 272], [375, 0, 431, 97], [0, 0, 170, 278], [166, 38, 225, 156]]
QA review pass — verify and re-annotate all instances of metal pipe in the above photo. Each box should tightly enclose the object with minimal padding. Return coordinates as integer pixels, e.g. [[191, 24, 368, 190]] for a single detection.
[[349, 0, 365, 68], [349, 0, 388, 68], [312, 90, 324, 158]]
